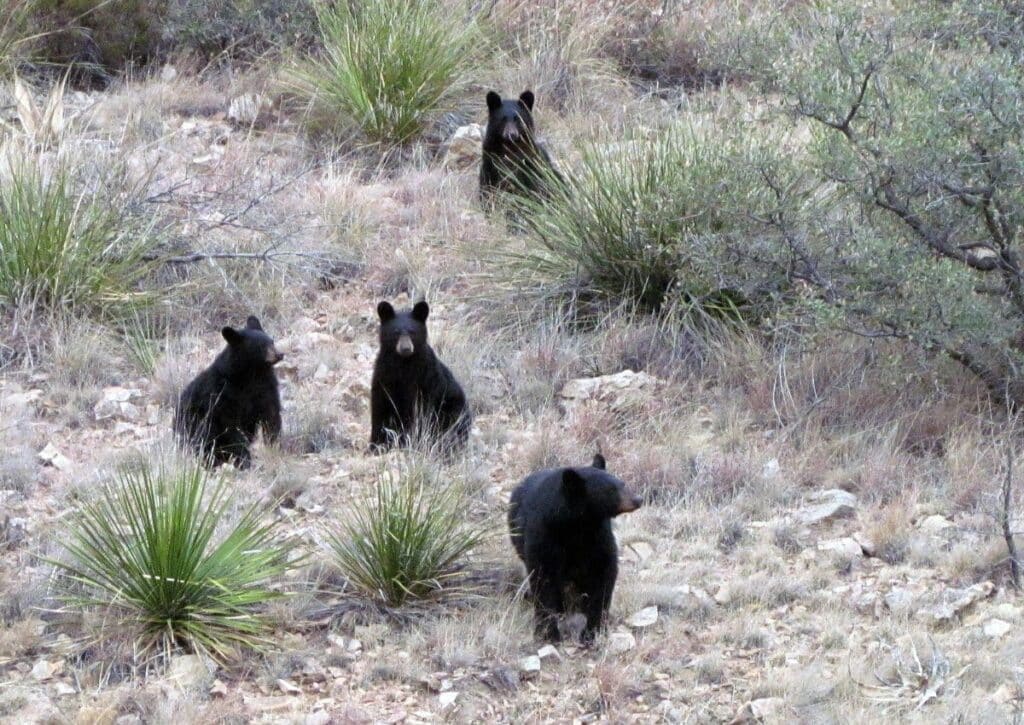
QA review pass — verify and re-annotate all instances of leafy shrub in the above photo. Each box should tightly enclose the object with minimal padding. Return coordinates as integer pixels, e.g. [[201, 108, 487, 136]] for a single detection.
[[51, 461, 295, 661], [163, 0, 318, 63], [727, 0, 1024, 406], [501, 122, 798, 318], [325, 459, 488, 607], [292, 0, 479, 145], [0, 153, 156, 317]]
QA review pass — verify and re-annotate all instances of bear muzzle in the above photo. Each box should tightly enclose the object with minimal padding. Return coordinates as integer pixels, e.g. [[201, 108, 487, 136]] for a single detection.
[[396, 334, 415, 357], [617, 493, 643, 514], [502, 124, 521, 141], [266, 347, 284, 365]]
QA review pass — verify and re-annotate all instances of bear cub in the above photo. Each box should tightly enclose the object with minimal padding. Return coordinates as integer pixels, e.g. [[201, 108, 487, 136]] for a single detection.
[[479, 89, 561, 206], [508, 454, 642, 643], [370, 300, 471, 451], [174, 316, 283, 469]]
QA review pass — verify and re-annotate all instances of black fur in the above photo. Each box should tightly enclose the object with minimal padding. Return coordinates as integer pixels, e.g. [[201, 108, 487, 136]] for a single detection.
[[370, 300, 471, 452], [479, 89, 561, 206], [508, 454, 642, 644], [173, 316, 283, 469]]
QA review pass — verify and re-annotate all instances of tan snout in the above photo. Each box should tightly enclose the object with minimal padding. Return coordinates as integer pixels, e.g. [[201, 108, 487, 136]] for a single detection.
[[267, 346, 284, 365], [502, 125, 521, 141], [618, 493, 642, 514], [396, 334, 415, 357]]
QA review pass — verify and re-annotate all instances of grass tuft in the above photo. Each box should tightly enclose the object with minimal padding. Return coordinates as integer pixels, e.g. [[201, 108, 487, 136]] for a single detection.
[[292, 0, 479, 145], [325, 457, 489, 607], [0, 154, 157, 318], [50, 460, 296, 663]]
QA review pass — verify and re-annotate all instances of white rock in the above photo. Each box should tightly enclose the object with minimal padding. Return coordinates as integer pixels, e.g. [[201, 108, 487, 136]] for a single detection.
[[443, 123, 483, 169], [30, 659, 59, 681], [160, 65, 177, 82], [627, 606, 659, 628], [762, 459, 780, 479], [537, 644, 561, 660], [559, 370, 663, 414], [918, 581, 995, 626], [519, 655, 541, 674], [37, 443, 72, 472], [852, 531, 876, 557], [918, 514, 954, 533], [983, 618, 1011, 638], [276, 678, 301, 695], [796, 489, 858, 525], [817, 537, 863, 559], [438, 691, 459, 709], [607, 631, 636, 654]]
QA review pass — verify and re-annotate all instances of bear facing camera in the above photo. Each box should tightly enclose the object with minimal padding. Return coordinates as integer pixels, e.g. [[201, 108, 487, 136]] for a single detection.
[[479, 89, 562, 207], [370, 300, 472, 453], [174, 316, 284, 470], [508, 453, 643, 644]]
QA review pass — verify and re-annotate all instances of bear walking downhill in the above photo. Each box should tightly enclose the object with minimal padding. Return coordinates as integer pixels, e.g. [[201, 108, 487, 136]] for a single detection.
[[508, 453, 642, 644]]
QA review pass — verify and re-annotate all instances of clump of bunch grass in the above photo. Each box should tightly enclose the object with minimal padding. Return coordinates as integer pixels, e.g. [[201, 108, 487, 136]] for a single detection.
[[0, 153, 157, 318], [51, 460, 296, 662], [325, 458, 488, 607], [503, 122, 777, 317], [293, 0, 479, 145]]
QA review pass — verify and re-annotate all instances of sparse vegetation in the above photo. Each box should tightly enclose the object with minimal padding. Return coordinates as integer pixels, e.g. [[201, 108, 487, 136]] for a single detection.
[[324, 458, 489, 607], [51, 460, 296, 662]]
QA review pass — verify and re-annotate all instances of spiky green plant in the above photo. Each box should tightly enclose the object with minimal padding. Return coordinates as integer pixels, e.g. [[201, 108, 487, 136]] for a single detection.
[[501, 124, 774, 317], [293, 0, 479, 145], [325, 458, 488, 607], [51, 461, 296, 662], [0, 0, 37, 78], [0, 155, 157, 317]]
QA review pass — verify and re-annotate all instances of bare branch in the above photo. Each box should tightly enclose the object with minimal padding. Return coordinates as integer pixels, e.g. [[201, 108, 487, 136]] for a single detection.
[[1003, 445, 1021, 590]]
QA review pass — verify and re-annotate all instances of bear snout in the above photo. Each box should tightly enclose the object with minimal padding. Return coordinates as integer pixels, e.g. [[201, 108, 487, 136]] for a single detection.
[[396, 334, 415, 357], [617, 493, 642, 514], [266, 347, 284, 365], [502, 124, 521, 141]]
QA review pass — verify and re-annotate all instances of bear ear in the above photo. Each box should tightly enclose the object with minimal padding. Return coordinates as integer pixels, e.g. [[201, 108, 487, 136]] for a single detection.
[[562, 469, 587, 498], [486, 91, 502, 112], [377, 301, 396, 322], [222, 326, 241, 345], [412, 300, 429, 322], [591, 453, 606, 470], [519, 90, 534, 111], [245, 315, 263, 331]]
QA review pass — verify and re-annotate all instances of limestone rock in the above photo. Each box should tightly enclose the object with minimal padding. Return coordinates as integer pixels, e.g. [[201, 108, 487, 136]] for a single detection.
[[983, 618, 1011, 638], [443, 123, 483, 169], [918, 581, 995, 626], [627, 606, 659, 628], [796, 489, 858, 526], [559, 370, 662, 414], [166, 654, 214, 690], [730, 697, 788, 724], [607, 631, 636, 654], [818, 537, 863, 559]]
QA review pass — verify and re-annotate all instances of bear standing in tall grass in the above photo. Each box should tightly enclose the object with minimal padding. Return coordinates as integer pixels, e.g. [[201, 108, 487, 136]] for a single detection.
[[479, 89, 562, 207], [508, 454, 642, 644], [370, 300, 471, 452], [174, 316, 284, 469]]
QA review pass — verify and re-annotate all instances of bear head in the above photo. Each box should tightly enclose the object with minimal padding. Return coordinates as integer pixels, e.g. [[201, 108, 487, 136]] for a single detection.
[[484, 90, 537, 152], [562, 457, 643, 521], [221, 316, 284, 369], [377, 300, 429, 360]]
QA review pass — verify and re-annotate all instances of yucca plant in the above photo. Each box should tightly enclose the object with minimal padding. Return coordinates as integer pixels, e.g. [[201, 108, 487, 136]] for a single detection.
[[501, 123, 777, 317], [325, 458, 489, 607], [0, 154, 157, 317], [293, 0, 479, 145], [51, 461, 296, 662], [0, 0, 37, 78]]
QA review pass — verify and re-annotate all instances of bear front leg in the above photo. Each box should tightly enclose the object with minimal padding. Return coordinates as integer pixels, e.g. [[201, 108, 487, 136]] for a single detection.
[[529, 562, 564, 642], [215, 428, 252, 470], [262, 407, 282, 445], [581, 559, 617, 645], [369, 385, 391, 452]]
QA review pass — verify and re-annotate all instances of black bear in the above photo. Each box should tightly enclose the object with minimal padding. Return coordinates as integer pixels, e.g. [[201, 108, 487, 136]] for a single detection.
[[174, 316, 284, 469], [479, 90, 561, 206], [370, 300, 471, 452], [508, 454, 642, 644]]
